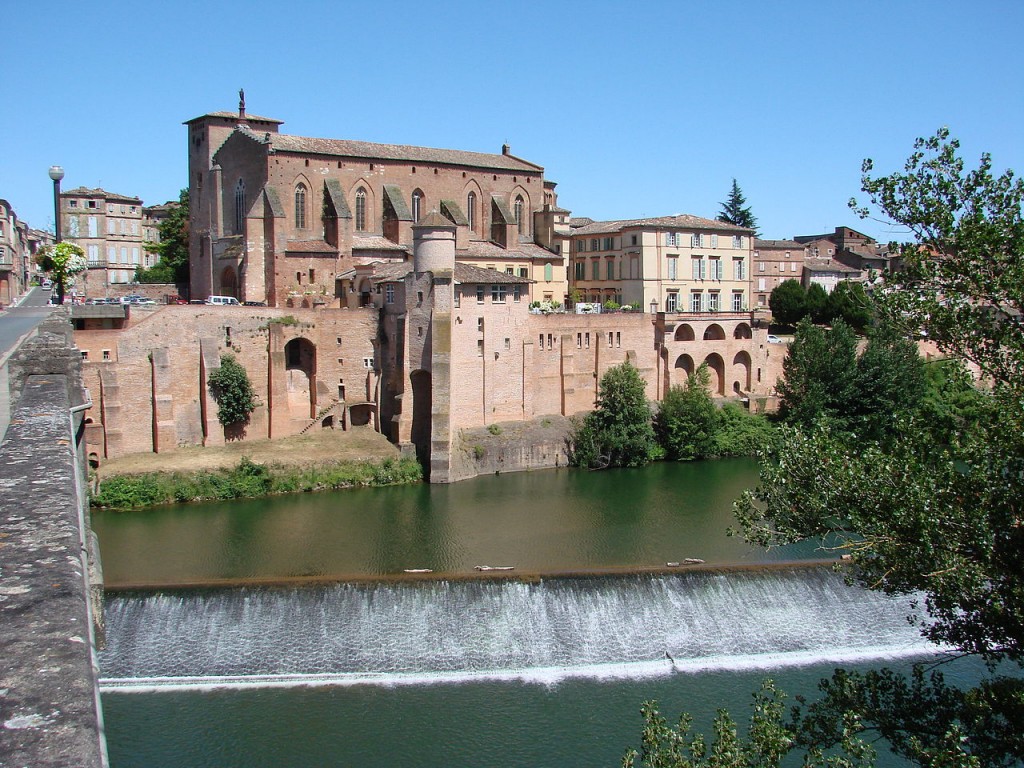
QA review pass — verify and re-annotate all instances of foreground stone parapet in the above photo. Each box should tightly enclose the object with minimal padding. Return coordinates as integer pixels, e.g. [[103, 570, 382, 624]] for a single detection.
[[0, 375, 106, 766]]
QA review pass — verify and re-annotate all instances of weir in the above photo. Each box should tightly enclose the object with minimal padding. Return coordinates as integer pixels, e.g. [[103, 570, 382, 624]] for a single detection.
[[99, 567, 933, 691]]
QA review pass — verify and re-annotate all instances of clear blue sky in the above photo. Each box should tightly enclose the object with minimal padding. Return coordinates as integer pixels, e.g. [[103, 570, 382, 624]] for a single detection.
[[5, 0, 1022, 242]]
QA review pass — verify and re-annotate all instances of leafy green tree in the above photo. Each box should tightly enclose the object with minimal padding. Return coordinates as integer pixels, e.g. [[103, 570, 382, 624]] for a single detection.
[[851, 323, 927, 440], [775, 318, 857, 428], [35, 241, 87, 305], [623, 680, 877, 768], [730, 129, 1024, 766], [768, 279, 807, 326], [570, 361, 656, 468], [207, 354, 256, 428], [713, 402, 776, 457], [136, 189, 189, 284], [826, 281, 873, 331], [655, 364, 716, 460], [805, 282, 830, 324], [717, 178, 758, 234], [919, 359, 991, 444]]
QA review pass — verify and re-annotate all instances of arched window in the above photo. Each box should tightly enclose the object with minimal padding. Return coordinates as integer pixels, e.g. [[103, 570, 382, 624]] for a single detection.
[[412, 190, 423, 223], [467, 191, 476, 232], [294, 183, 307, 229], [355, 188, 367, 232], [514, 195, 525, 235], [234, 179, 246, 235]]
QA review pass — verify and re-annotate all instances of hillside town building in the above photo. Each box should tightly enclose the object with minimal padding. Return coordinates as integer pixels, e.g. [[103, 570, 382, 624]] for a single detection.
[[65, 99, 787, 482], [0, 199, 50, 305], [566, 215, 754, 313], [752, 239, 808, 306]]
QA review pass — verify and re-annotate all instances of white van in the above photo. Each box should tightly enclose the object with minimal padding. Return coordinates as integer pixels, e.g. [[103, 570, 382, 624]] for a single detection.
[[205, 295, 240, 306]]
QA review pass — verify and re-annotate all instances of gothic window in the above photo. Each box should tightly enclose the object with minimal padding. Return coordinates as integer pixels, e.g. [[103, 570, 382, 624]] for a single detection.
[[234, 179, 246, 235], [355, 188, 367, 231], [467, 191, 476, 232], [412, 190, 423, 223], [294, 183, 307, 229], [514, 195, 525, 235]]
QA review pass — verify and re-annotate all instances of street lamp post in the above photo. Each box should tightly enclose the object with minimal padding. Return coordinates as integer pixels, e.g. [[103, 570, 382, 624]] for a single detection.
[[48, 166, 65, 303]]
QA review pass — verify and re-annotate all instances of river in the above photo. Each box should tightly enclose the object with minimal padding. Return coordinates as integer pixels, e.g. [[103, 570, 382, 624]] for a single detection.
[[94, 459, 948, 767]]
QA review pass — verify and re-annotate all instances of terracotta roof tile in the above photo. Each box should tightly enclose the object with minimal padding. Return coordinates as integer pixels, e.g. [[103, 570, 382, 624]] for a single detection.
[[265, 133, 542, 173], [572, 214, 751, 235]]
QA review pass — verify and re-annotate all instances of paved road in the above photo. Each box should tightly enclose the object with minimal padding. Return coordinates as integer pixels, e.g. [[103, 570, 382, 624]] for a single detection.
[[0, 287, 60, 439]]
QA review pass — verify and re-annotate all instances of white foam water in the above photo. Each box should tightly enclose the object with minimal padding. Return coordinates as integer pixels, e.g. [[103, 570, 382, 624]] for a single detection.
[[99, 569, 937, 692]]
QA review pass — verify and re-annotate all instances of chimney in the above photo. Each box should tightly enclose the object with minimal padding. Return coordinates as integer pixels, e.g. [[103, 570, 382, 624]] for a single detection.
[[501, 143, 510, 156]]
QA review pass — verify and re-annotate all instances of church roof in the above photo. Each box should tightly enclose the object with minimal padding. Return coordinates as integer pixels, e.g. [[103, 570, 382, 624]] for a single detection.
[[464, 240, 557, 261], [572, 214, 751, 235], [368, 261, 532, 285], [184, 111, 283, 125], [263, 132, 543, 173]]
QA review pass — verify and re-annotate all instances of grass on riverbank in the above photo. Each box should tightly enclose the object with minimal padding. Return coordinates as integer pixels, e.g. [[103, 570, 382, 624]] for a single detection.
[[91, 456, 423, 510]]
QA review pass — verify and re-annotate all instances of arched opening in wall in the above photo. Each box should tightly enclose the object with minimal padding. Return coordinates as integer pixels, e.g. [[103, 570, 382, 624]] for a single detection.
[[674, 324, 695, 342], [732, 350, 751, 392], [704, 353, 726, 395], [87, 452, 100, 469], [355, 277, 373, 307], [350, 403, 373, 427], [410, 369, 432, 479], [733, 322, 752, 339], [673, 354, 695, 387], [321, 415, 334, 429], [220, 266, 238, 298], [284, 337, 317, 420], [703, 323, 726, 341]]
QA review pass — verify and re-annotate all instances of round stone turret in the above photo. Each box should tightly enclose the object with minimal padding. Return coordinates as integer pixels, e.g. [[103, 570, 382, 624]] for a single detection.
[[412, 210, 457, 274]]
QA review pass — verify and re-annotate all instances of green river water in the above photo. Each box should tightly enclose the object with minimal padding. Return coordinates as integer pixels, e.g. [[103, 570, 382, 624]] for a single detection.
[[94, 459, 955, 767]]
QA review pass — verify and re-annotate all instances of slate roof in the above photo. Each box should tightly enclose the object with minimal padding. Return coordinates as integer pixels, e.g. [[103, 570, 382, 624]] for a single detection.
[[262, 131, 543, 173], [572, 214, 751, 235]]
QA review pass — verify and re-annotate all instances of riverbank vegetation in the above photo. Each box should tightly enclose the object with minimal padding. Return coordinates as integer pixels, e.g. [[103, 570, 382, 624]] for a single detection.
[[91, 455, 422, 510], [570, 362, 776, 468], [627, 130, 1024, 766]]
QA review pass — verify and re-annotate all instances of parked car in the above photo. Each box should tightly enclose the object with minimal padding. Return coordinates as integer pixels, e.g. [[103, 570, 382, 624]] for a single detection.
[[243, 300, 266, 306], [205, 295, 240, 306], [767, 334, 783, 344]]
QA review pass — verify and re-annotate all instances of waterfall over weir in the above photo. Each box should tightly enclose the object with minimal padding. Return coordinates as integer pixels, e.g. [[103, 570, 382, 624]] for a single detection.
[[99, 568, 935, 691]]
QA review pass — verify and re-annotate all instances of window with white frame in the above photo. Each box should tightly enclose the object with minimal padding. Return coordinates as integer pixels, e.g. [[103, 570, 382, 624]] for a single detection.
[[385, 285, 395, 304], [759, 261, 766, 272], [87, 245, 99, 263], [491, 284, 507, 302], [476, 285, 485, 303], [120, 247, 128, 263], [513, 285, 522, 302], [666, 292, 679, 312], [89, 216, 98, 237], [710, 258, 723, 280], [691, 233, 704, 248], [711, 234, 718, 248], [732, 292, 743, 311], [708, 292, 720, 311], [692, 256, 705, 280], [107, 247, 115, 263], [757, 278, 766, 291], [733, 258, 746, 280], [665, 232, 679, 247], [363, 357, 374, 369], [107, 218, 115, 235], [691, 291, 702, 312], [733, 235, 743, 249]]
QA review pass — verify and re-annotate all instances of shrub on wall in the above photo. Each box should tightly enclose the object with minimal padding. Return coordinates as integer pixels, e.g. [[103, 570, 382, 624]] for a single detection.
[[207, 354, 256, 428]]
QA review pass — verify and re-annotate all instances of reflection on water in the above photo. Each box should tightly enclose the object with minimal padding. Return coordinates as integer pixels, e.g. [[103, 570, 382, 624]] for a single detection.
[[94, 459, 824, 585]]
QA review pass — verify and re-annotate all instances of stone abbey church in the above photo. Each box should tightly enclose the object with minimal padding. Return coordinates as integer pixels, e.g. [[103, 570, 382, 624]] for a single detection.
[[75, 101, 783, 483]]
